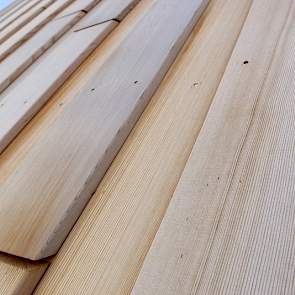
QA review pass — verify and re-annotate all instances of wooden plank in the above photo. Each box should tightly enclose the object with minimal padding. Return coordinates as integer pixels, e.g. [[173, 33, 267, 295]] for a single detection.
[[0, 0, 104, 94], [0, 0, 139, 154], [0, 0, 56, 44], [0, 253, 48, 295], [33, 0, 253, 293], [132, 0, 295, 294], [0, 0, 74, 61], [0, 0, 208, 260]]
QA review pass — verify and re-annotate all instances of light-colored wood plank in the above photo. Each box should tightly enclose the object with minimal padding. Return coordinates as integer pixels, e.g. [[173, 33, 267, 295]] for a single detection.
[[132, 0, 295, 294], [0, 0, 139, 154], [0, 0, 103, 93], [0, 0, 74, 61], [0, 0, 56, 44], [0, 0, 208, 260], [0, 253, 48, 295], [33, 0, 253, 293]]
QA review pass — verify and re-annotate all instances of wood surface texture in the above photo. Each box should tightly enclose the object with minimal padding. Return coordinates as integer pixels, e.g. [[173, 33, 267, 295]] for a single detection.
[[132, 0, 295, 294], [33, 0, 253, 293], [0, 0, 139, 155], [0, 0, 208, 260], [0, 254, 48, 295]]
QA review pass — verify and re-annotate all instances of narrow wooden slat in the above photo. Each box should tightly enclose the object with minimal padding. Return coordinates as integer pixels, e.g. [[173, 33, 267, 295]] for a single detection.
[[0, 0, 56, 44], [0, 0, 208, 260], [0, 0, 74, 61], [132, 0, 295, 294], [0, 0, 139, 154], [0, 254, 48, 295], [0, 0, 103, 94], [33, 0, 253, 293]]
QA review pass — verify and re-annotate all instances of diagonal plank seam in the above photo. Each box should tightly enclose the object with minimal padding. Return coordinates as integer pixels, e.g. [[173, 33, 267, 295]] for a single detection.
[[74, 18, 120, 32]]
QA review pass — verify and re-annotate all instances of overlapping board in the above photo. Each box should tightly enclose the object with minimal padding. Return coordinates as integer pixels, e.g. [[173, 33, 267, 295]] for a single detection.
[[132, 0, 295, 294], [33, 0, 253, 293], [0, 0, 208, 260]]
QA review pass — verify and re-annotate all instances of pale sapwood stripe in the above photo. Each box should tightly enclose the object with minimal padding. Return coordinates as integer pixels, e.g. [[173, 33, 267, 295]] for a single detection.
[[0, 0, 74, 61], [0, 253, 48, 295], [33, 0, 252, 293], [0, 0, 140, 154], [0, 0, 104, 94], [0, 0, 56, 44], [0, 0, 208, 260], [0, 0, 41, 31], [132, 0, 294, 294]]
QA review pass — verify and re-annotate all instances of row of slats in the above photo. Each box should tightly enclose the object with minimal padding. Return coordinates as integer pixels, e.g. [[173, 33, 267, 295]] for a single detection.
[[1, 0, 294, 294], [0, 0, 209, 260], [0, 0, 139, 155], [0, 0, 145, 293], [33, 0, 253, 293]]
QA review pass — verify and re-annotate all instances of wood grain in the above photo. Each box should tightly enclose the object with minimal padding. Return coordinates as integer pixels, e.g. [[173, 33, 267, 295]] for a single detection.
[[0, 0, 208, 260], [0, 0, 139, 154], [132, 0, 295, 294], [0, 254, 48, 295], [33, 0, 253, 293]]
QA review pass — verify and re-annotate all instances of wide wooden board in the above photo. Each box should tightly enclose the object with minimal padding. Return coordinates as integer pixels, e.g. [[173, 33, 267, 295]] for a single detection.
[[0, 0, 208, 260], [132, 0, 295, 294], [0, 254, 48, 295], [33, 0, 253, 293]]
